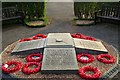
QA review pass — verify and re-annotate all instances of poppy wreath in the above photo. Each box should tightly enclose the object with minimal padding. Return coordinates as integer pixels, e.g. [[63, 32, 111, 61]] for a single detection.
[[19, 38, 33, 42], [96, 54, 115, 64], [26, 53, 43, 62], [78, 66, 102, 79], [71, 33, 86, 39], [85, 36, 97, 41], [77, 53, 94, 63], [22, 62, 41, 75], [32, 34, 47, 40], [2, 61, 22, 74], [71, 33, 96, 41], [32, 36, 39, 40]]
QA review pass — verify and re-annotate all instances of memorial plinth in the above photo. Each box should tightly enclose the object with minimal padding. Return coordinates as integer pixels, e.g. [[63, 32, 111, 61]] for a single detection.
[[47, 33, 72, 39], [1, 33, 119, 79], [45, 33, 74, 48], [41, 48, 79, 74], [45, 38, 74, 48]]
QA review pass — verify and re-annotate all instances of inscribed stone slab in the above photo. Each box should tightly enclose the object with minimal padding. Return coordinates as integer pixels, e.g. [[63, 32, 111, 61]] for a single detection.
[[11, 39, 46, 54], [41, 48, 79, 74]]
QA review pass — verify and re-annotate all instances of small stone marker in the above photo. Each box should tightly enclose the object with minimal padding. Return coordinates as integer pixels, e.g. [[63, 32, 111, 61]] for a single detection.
[[11, 39, 46, 54], [56, 39, 63, 42], [41, 48, 79, 74], [74, 38, 108, 54]]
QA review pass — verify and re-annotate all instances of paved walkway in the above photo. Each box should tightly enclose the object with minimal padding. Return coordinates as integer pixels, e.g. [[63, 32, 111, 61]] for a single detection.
[[2, 2, 119, 51]]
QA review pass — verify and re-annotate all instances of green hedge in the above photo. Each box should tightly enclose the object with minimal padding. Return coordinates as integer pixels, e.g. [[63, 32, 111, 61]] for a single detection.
[[74, 2, 119, 19], [2, 2, 46, 20]]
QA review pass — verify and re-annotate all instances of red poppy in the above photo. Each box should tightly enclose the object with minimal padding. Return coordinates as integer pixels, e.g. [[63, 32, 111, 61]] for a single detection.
[[26, 53, 43, 62], [78, 66, 102, 79], [96, 54, 115, 64], [85, 36, 97, 41], [71, 33, 76, 37], [77, 33, 86, 39], [71, 33, 96, 41], [22, 62, 41, 75], [71, 33, 86, 39], [77, 53, 94, 63], [32, 34, 47, 40], [2, 61, 22, 74], [19, 38, 32, 42], [32, 36, 40, 40]]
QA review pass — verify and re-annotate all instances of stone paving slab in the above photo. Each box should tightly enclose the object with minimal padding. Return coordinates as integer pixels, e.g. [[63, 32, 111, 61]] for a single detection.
[[11, 39, 46, 55], [41, 48, 79, 74]]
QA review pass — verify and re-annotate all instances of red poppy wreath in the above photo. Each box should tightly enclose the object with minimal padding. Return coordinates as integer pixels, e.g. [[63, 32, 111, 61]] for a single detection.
[[96, 54, 115, 64], [22, 62, 41, 75], [26, 53, 43, 62], [19, 38, 32, 42], [32, 34, 47, 40], [71, 33, 86, 39], [2, 61, 22, 74], [85, 36, 96, 41], [77, 53, 94, 63], [71, 33, 96, 41], [78, 66, 102, 79]]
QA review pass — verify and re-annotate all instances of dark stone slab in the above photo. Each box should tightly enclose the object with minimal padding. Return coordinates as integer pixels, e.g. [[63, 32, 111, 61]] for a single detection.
[[11, 39, 45, 55], [41, 48, 79, 74]]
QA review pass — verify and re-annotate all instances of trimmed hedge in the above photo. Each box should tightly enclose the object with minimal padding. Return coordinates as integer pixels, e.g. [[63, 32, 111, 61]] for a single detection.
[[74, 2, 119, 19], [2, 2, 46, 21]]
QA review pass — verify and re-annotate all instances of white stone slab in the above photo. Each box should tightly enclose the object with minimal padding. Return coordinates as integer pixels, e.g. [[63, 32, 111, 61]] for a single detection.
[[74, 38, 108, 53], [45, 38, 74, 48], [11, 39, 46, 54], [47, 33, 72, 39], [45, 33, 74, 48], [41, 48, 79, 74]]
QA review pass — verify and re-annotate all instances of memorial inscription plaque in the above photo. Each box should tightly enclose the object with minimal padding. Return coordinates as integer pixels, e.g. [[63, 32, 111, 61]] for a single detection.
[[74, 38, 108, 54], [11, 39, 46, 54], [41, 48, 79, 74]]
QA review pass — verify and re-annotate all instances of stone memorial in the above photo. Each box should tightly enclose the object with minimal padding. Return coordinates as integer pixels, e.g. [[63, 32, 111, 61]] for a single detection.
[[41, 48, 79, 74], [73, 38, 108, 54], [45, 33, 74, 48], [46, 38, 74, 48], [47, 33, 72, 39], [11, 39, 46, 54], [1, 33, 119, 79]]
